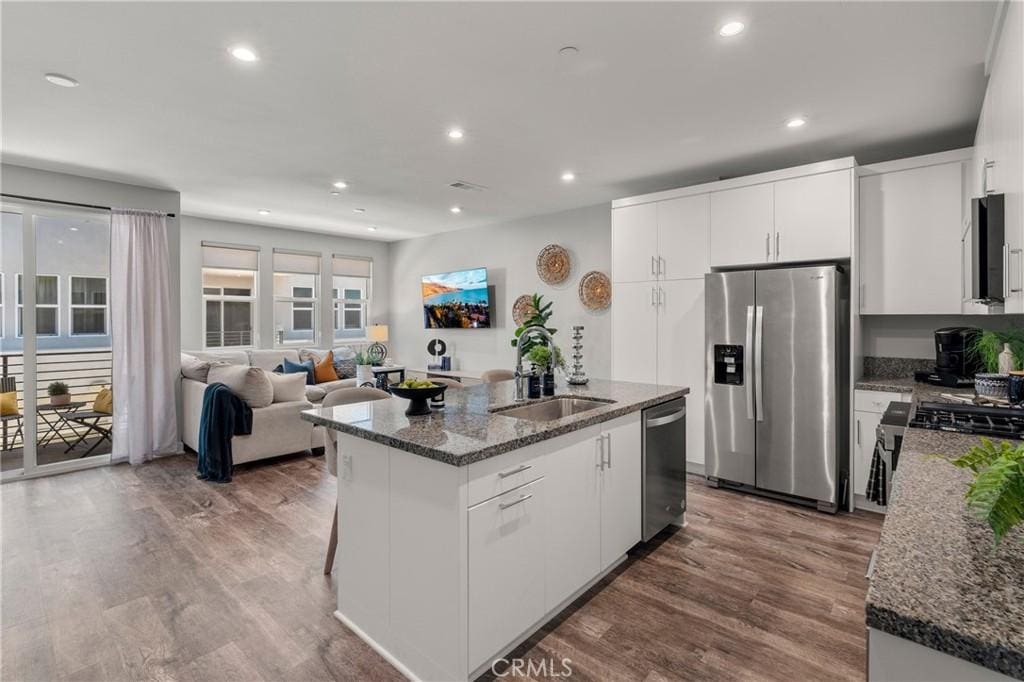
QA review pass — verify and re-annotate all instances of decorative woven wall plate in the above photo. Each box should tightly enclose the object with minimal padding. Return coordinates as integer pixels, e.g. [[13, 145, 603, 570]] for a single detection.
[[512, 295, 536, 326], [536, 244, 571, 285], [578, 271, 611, 310]]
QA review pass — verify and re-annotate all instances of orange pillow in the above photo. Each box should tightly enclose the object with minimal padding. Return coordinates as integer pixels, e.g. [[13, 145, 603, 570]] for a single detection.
[[314, 350, 339, 383], [93, 387, 113, 414], [0, 391, 18, 417]]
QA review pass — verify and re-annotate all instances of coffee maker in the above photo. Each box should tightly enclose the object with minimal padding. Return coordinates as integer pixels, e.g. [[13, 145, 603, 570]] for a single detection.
[[914, 327, 983, 387]]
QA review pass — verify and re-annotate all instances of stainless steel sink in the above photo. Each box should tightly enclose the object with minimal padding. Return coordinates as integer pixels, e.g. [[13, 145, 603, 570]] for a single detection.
[[494, 396, 613, 422]]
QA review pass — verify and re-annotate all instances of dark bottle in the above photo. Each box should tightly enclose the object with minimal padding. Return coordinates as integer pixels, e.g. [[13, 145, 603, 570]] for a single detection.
[[527, 374, 541, 399], [542, 371, 555, 396]]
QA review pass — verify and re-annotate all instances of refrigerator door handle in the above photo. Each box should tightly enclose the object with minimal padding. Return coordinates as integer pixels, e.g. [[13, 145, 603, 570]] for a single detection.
[[745, 305, 755, 420], [754, 305, 765, 422]]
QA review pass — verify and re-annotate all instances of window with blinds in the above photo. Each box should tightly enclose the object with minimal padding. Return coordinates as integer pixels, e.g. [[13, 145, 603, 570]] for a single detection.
[[273, 249, 320, 346], [202, 243, 259, 348], [332, 256, 372, 340]]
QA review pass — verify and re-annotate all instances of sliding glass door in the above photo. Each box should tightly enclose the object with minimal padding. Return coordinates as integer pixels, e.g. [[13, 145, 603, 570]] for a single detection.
[[1, 203, 113, 480]]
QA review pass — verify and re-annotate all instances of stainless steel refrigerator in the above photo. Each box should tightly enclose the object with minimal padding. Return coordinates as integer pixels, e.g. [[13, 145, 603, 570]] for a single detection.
[[704, 265, 849, 512]]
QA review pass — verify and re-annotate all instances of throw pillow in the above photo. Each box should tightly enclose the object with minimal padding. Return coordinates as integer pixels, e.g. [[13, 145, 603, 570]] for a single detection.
[[332, 347, 357, 379], [305, 385, 327, 403], [298, 348, 323, 365], [282, 357, 316, 386], [180, 353, 212, 382], [0, 391, 18, 416], [266, 371, 307, 403], [208, 364, 274, 408], [93, 387, 113, 414], [315, 350, 339, 383]]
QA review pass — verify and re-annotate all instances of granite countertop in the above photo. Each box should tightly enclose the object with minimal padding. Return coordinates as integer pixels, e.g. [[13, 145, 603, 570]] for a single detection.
[[864, 378, 1024, 678], [300, 378, 687, 466]]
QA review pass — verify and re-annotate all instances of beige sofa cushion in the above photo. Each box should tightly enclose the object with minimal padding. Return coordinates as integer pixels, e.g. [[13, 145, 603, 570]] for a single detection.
[[180, 353, 212, 382], [267, 371, 307, 403], [189, 349, 249, 366], [249, 349, 301, 371], [304, 386, 327, 403], [207, 364, 274, 408]]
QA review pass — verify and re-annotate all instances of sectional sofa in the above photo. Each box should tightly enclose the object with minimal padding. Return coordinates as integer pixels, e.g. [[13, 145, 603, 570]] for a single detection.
[[180, 348, 360, 464]]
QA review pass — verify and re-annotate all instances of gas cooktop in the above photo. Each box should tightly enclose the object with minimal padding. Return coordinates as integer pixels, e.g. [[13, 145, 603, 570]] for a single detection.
[[910, 401, 1024, 440]]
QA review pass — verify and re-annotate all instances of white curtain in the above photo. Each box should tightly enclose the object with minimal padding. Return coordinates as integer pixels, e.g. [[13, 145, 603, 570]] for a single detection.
[[110, 209, 180, 464]]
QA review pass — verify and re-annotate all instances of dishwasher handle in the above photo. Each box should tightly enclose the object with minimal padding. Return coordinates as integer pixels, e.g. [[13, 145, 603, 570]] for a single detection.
[[647, 408, 686, 428]]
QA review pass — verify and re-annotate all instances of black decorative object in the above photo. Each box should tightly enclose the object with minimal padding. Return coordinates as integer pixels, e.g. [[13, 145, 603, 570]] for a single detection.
[[367, 343, 387, 364], [528, 375, 541, 399], [390, 384, 447, 416], [543, 372, 555, 396], [427, 338, 447, 367], [567, 325, 589, 385]]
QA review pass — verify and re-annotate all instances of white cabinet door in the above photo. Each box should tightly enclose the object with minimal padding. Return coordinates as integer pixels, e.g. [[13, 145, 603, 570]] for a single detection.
[[544, 427, 602, 610], [709, 183, 774, 267], [611, 281, 658, 384], [774, 169, 853, 263], [656, 279, 704, 465], [611, 203, 658, 283], [599, 415, 642, 569], [658, 194, 709, 280], [859, 163, 964, 314], [853, 410, 882, 500], [468, 478, 547, 670]]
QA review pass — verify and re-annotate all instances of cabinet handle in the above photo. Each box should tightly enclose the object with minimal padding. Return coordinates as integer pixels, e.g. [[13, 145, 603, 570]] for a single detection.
[[604, 433, 612, 469], [658, 256, 665, 277], [658, 287, 665, 307], [597, 435, 605, 470], [498, 463, 532, 479], [856, 418, 861, 446], [775, 232, 780, 259], [1012, 249, 1023, 294], [765, 232, 771, 260], [499, 493, 533, 510], [651, 255, 657, 276], [984, 159, 996, 195], [651, 287, 657, 307], [1004, 244, 1010, 299]]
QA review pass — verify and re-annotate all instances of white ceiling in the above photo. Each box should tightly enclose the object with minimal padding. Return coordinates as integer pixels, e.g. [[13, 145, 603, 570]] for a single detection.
[[1, 1, 996, 241]]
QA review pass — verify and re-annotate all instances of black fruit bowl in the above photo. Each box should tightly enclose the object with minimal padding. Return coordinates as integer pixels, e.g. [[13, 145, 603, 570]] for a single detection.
[[390, 384, 447, 416]]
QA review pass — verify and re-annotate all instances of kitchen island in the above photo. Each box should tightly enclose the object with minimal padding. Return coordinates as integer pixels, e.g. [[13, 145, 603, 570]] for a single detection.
[[857, 378, 1024, 681], [301, 378, 687, 681]]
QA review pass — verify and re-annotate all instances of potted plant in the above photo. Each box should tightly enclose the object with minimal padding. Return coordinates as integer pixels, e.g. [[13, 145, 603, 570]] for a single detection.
[[938, 439, 1024, 546], [510, 294, 557, 357], [969, 329, 1024, 398], [354, 350, 373, 386], [47, 381, 70, 406]]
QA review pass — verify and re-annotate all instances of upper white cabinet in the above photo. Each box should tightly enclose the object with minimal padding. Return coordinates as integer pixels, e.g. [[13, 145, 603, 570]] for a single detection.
[[657, 195, 710, 280], [610, 281, 659, 385], [974, 1, 1023, 313], [611, 203, 658, 283], [611, 195, 709, 282], [774, 170, 853, 263], [708, 168, 853, 268], [709, 184, 775, 267], [859, 157, 966, 314]]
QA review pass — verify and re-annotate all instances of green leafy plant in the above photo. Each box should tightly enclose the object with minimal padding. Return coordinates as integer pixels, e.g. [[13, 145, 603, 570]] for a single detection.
[[526, 345, 551, 370], [354, 350, 370, 366], [47, 381, 69, 397], [969, 329, 1024, 373], [510, 293, 557, 357], [939, 438, 1024, 545]]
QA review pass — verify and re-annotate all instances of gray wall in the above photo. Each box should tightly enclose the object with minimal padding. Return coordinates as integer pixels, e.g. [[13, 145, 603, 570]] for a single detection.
[[179, 216, 390, 351], [861, 314, 1024, 358], [388, 204, 612, 377]]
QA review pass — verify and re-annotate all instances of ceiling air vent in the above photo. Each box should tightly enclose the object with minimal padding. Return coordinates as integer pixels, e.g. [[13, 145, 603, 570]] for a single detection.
[[449, 180, 488, 191]]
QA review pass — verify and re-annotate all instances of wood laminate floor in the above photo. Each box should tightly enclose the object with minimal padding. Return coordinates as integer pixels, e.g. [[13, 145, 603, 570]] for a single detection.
[[1, 455, 882, 681]]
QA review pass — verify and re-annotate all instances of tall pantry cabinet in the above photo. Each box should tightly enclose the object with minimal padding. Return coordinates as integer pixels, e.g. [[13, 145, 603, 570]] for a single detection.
[[611, 194, 708, 467]]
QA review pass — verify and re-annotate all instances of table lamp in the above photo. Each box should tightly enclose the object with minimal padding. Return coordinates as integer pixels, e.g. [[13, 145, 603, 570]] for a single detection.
[[367, 324, 389, 364]]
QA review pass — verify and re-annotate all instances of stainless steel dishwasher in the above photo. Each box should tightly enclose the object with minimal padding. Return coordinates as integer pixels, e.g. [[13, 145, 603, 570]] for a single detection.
[[642, 397, 687, 541]]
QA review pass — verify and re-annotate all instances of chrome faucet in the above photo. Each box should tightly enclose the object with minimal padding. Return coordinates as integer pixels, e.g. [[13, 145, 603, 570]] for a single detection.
[[514, 325, 554, 402]]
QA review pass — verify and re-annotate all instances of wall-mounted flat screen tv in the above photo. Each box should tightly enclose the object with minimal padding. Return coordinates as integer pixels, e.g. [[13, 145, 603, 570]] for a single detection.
[[422, 267, 491, 329]]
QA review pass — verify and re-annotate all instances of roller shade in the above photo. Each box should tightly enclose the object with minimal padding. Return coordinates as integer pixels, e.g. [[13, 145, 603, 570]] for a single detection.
[[202, 243, 259, 270], [273, 249, 321, 275], [333, 255, 372, 278]]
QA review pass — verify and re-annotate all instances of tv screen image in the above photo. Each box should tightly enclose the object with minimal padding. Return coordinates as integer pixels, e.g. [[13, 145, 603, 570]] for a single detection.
[[422, 267, 491, 329]]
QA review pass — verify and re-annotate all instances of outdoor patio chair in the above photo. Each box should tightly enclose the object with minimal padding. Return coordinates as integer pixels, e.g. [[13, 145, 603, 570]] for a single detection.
[[0, 377, 23, 451]]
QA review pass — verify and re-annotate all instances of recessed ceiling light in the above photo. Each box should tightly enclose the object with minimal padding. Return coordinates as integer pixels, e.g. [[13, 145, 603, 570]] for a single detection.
[[718, 21, 745, 37], [450, 206, 462, 214], [367, 226, 378, 232], [561, 171, 576, 182], [330, 191, 341, 196], [786, 116, 807, 129], [44, 73, 79, 88], [333, 180, 348, 189], [353, 208, 366, 214], [229, 46, 259, 62], [447, 128, 464, 140], [257, 209, 271, 216], [69, 226, 79, 231]]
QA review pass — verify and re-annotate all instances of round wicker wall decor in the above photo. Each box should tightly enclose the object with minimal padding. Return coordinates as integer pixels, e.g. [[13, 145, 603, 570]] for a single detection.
[[536, 244, 571, 285], [578, 271, 611, 311]]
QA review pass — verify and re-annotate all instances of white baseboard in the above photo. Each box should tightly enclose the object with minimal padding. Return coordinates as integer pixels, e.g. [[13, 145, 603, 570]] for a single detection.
[[686, 460, 705, 477]]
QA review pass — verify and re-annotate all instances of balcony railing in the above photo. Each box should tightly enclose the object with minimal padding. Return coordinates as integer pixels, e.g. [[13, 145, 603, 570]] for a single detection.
[[205, 330, 253, 348], [1, 348, 112, 452]]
